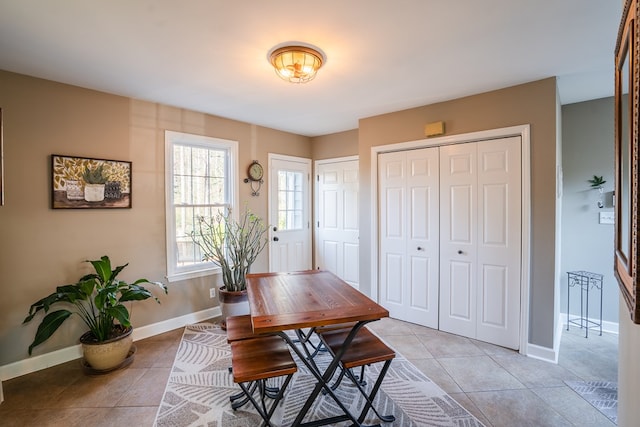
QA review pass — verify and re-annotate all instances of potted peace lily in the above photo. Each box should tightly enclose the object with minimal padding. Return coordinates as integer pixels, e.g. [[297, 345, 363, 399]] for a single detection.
[[192, 207, 268, 328], [23, 255, 167, 372]]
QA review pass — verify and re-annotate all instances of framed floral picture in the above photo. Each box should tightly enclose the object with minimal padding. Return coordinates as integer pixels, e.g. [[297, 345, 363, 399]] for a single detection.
[[51, 155, 132, 209]]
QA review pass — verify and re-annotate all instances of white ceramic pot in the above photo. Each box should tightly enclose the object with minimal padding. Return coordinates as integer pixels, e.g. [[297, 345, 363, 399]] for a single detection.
[[84, 183, 105, 202], [218, 287, 249, 329], [80, 326, 133, 371]]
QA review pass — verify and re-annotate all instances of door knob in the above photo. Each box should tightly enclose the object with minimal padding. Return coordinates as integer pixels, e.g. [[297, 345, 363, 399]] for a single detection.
[[273, 226, 278, 232], [457, 250, 463, 254], [417, 246, 423, 251], [273, 237, 279, 242]]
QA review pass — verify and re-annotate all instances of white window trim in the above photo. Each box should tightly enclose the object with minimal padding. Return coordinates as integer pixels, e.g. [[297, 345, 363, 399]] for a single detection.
[[164, 130, 239, 283]]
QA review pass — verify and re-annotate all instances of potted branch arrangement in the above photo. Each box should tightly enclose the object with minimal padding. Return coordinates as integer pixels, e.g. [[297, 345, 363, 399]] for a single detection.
[[24, 255, 167, 372], [192, 207, 268, 328]]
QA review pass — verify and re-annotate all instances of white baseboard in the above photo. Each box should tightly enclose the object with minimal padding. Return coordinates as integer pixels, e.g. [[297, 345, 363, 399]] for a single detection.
[[0, 307, 220, 382], [526, 342, 559, 364], [560, 312, 619, 335], [526, 313, 620, 365], [521, 315, 564, 364]]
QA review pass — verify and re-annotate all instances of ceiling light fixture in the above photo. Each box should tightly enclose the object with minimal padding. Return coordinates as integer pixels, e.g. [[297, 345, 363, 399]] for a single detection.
[[269, 45, 325, 83]]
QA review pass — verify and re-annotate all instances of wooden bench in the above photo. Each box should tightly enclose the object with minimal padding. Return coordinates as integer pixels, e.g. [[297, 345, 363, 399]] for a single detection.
[[226, 314, 263, 342], [226, 315, 279, 407], [319, 326, 396, 424], [230, 335, 297, 426]]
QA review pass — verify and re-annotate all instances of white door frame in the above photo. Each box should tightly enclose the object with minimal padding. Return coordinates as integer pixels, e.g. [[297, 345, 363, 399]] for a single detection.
[[370, 124, 531, 355]]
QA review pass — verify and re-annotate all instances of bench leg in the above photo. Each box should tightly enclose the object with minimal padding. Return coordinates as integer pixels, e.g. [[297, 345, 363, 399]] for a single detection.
[[238, 373, 294, 427], [230, 377, 280, 409], [348, 360, 395, 424]]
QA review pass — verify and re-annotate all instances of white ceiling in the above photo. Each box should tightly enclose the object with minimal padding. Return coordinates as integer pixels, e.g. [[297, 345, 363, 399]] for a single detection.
[[0, 1, 623, 137]]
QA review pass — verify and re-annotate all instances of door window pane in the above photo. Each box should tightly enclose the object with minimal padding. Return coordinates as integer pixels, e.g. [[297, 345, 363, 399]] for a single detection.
[[277, 170, 303, 230]]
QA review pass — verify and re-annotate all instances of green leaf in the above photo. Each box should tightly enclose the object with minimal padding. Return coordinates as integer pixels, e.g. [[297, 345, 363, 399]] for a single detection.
[[133, 278, 167, 291], [28, 310, 73, 355], [119, 288, 152, 302], [89, 256, 112, 283], [24, 290, 73, 323], [94, 289, 107, 311], [76, 279, 96, 299], [111, 263, 129, 281], [107, 305, 130, 327]]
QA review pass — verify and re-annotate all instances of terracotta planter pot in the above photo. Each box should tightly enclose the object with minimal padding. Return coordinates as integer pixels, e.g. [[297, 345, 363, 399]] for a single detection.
[[80, 325, 133, 371], [219, 287, 249, 329]]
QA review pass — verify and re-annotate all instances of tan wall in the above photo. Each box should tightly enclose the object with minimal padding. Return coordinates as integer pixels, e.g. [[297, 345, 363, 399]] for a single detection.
[[0, 70, 311, 366], [311, 129, 358, 160], [358, 78, 558, 348]]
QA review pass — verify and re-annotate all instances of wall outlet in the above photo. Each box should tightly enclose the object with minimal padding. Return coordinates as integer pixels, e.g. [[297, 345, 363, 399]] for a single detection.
[[209, 288, 216, 298]]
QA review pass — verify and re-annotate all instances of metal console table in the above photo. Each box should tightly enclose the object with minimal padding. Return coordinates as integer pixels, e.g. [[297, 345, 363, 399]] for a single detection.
[[566, 270, 603, 337]]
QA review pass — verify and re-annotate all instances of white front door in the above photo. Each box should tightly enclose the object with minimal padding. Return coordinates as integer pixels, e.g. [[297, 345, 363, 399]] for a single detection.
[[268, 154, 312, 273], [315, 158, 359, 288], [439, 136, 521, 349], [379, 148, 440, 328]]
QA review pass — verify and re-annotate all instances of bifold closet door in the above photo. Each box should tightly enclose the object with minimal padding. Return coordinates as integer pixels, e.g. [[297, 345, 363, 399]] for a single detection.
[[439, 137, 521, 349], [379, 148, 440, 328]]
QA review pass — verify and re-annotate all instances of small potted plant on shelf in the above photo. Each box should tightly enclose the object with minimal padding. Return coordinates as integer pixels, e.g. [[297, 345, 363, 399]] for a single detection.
[[23, 255, 167, 372], [192, 207, 268, 328]]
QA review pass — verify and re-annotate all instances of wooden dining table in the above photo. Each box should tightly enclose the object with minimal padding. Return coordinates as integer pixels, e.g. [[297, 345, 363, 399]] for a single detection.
[[246, 270, 390, 427]]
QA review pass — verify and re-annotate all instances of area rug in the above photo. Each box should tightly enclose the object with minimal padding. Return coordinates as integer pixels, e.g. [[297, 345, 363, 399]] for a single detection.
[[565, 380, 617, 424], [154, 323, 484, 426]]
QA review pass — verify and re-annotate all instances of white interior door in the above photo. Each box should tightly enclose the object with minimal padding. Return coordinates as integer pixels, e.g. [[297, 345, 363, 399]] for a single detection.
[[439, 137, 521, 349], [439, 143, 478, 338], [268, 154, 311, 272], [315, 158, 359, 288], [475, 137, 521, 348], [379, 148, 440, 328]]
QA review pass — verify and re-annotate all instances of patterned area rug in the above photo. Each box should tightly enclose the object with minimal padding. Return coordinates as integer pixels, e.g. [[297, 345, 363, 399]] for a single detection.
[[565, 380, 617, 424], [154, 323, 484, 426]]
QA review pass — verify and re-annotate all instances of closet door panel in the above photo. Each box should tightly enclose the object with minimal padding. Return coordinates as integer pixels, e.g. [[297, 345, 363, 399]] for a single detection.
[[380, 148, 439, 328], [476, 137, 521, 348], [439, 143, 478, 337]]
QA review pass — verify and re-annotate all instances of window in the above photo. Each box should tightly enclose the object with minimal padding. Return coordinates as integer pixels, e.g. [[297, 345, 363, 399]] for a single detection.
[[277, 170, 304, 230], [165, 131, 238, 282]]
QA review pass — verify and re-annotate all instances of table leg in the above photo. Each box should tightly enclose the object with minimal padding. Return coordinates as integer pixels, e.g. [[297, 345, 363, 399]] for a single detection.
[[279, 321, 373, 427]]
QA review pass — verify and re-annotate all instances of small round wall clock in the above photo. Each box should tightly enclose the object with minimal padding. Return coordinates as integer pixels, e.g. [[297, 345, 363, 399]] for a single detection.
[[247, 160, 264, 181], [244, 160, 264, 196]]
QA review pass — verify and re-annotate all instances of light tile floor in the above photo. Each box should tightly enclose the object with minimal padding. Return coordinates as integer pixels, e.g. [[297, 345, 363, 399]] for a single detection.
[[0, 317, 618, 426], [367, 318, 618, 427]]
